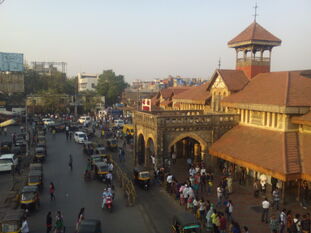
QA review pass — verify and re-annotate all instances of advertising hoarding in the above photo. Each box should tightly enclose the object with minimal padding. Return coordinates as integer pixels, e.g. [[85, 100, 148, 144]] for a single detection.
[[0, 52, 24, 72]]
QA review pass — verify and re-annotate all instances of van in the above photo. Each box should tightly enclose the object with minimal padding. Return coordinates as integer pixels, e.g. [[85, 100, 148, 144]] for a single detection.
[[74, 131, 88, 144], [0, 154, 18, 172]]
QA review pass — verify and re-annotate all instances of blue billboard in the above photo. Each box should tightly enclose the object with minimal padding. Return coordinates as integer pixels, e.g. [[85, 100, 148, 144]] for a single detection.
[[0, 52, 24, 72]]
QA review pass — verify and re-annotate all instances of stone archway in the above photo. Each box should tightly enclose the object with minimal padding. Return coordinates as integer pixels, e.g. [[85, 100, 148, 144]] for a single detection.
[[137, 134, 145, 165], [169, 132, 208, 153], [146, 137, 155, 167]]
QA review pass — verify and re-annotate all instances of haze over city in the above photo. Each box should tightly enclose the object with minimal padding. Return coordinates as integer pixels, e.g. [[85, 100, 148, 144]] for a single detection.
[[1, 0, 310, 82]]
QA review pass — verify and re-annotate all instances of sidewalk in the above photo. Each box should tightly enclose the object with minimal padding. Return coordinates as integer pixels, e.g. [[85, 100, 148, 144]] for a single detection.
[[170, 157, 310, 233]]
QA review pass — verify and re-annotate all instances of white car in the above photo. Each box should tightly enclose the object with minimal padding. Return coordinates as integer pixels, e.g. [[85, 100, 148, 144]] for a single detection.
[[42, 118, 55, 126], [0, 154, 18, 172], [78, 116, 92, 125], [74, 131, 88, 143]]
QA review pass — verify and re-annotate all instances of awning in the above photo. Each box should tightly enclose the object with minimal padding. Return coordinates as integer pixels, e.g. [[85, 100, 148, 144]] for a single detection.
[[209, 125, 301, 181]]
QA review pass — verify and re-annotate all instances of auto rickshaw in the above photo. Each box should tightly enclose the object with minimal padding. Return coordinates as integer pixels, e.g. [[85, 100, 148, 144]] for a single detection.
[[83, 141, 94, 156], [27, 170, 43, 188], [29, 163, 43, 172], [171, 213, 201, 233], [0, 141, 12, 154], [36, 142, 47, 153], [133, 167, 151, 190], [37, 135, 46, 144], [20, 185, 40, 210], [93, 161, 109, 180], [94, 146, 107, 155], [107, 139, 117, 151], [34, 147, 46, 162], [0, 209, 24, 233]]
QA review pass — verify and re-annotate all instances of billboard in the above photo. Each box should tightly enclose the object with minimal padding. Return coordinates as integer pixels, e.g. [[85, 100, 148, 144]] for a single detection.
[[0, 52, 24, 72], [142, 99, 151, 111]]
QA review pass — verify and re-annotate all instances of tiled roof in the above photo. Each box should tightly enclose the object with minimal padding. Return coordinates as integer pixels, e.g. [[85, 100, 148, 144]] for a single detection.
[[228, 21, 281, 46], [160, 87, 190, 99], [292, 111, 311, 126], [217, 70, 249, 92], [222, 70, 311, 107], [300, 133, 311, 180], [173, 82, 211, 102], [160, 100, 172, 107], [209, 125, 301, 181]]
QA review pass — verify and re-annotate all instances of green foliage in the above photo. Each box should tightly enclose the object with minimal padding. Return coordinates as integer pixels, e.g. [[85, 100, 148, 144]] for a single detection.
[[24, 68, 76, 95], [37, 89, 68, 113], [96, 70, 128, 106], [79, 90, 101, 113]]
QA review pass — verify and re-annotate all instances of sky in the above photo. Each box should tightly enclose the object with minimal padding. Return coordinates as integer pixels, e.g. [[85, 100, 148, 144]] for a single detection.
[[0, 0, 310, 83]]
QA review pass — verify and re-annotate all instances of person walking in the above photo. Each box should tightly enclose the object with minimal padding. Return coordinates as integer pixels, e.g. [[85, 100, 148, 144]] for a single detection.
[[54, 210, 64, 233], [279, 209, 287, 233], [76, 208, 85, 232], [21, 217, 29, 233], [261, 198, 270, 223], [49, 182, 55, 200], [226, 200, 233, 223], [68, 154, 73, 171], [46, 212, 52, 233], [272, 188, 280, 210], [216, 185, 223, 207], [269, 214, 279, 233]]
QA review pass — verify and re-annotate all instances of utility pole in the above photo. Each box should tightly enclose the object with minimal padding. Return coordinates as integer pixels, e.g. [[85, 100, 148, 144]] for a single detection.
[[74, 77, 78, 117]]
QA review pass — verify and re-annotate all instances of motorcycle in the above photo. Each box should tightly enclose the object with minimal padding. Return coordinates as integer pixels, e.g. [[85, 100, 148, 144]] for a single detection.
[[102, 195, 113, 212]]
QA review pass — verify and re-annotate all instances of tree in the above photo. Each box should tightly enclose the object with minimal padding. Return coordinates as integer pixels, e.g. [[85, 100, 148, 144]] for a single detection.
[[79, 90, 101, 113], [96, 70, 128, 106]]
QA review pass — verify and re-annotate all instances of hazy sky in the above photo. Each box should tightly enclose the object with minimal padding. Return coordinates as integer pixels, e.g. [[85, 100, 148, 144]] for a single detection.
[[1, 0, 310, 82]]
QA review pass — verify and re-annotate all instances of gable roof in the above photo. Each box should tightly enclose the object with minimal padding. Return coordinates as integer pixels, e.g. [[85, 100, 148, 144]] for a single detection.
[[222, 70, 311, 107], [228, 21, 281, 47], [208, 69, 249, 92], [173, 82, 211, 102]]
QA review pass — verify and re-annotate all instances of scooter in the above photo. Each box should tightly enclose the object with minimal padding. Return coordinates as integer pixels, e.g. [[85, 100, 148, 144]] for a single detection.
[[102, 196, 113, 213]]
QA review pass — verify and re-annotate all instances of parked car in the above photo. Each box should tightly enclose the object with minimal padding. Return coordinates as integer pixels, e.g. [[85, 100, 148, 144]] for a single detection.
[[78, 116, 92, 125], [0, 154, 18, 172], [74, 131, 88, 144]]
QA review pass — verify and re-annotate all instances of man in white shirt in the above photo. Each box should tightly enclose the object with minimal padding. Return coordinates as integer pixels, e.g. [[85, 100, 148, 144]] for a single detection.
[[166, 174, 173, 193], [261, 198, 270, 223], [279, 209, 287, 233], [21, 218, 29, 233]]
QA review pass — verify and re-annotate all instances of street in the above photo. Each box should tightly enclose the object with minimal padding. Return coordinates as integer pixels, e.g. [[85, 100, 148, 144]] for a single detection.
[[25, 131, 186, 233]]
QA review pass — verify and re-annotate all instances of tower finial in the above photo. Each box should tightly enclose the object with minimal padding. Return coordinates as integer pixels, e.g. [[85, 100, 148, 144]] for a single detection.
[[218, 57, 221, 69], [253, 2, 258, 22]]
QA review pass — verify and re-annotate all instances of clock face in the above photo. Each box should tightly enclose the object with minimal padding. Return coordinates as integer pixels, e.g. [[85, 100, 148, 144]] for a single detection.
[[212, 75, 226, 89]]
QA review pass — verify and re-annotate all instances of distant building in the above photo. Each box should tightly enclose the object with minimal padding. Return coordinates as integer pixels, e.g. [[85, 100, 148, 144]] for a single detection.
[[30, 61, 67, 76], [0, 52, 24, 94], [77, 73, 99, 92]]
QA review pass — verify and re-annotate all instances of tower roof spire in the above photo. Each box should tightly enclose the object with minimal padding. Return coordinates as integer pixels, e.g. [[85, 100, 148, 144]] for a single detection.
[[253, 2, 258, 22]]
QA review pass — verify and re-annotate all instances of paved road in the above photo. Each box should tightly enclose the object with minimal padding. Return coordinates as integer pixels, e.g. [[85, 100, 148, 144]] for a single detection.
[[27, 132, 186, 233]]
